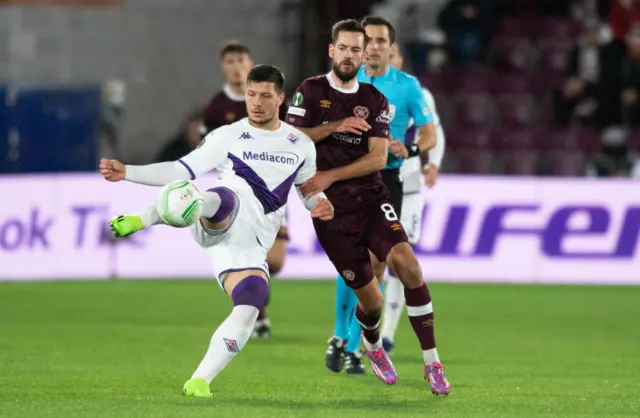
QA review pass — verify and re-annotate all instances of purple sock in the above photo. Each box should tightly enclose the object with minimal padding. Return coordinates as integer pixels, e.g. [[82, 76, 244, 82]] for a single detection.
[[206, 187, 236, 223], [231, 275, 269, 310]]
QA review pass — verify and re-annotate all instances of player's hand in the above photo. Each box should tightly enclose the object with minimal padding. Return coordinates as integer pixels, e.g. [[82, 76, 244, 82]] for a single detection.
[[301, 171, 335, 197], [389, 139, 409, 158], [423, 163, 439, 188], [336, 117, 371, 135], [99, 158, 126, 182], [311, 197, 334, 221]]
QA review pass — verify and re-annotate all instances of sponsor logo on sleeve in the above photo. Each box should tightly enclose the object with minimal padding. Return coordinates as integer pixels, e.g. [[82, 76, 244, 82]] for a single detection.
[[376, 109, 392, 124]]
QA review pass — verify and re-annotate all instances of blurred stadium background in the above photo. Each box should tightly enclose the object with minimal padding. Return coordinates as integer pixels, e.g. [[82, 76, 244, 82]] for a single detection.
[[1, 1, 639, 417]]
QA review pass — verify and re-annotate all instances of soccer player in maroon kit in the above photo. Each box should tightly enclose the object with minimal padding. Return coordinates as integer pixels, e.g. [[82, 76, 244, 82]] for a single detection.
[[203, 42, 289, 339], [286, 19, 451, 394]]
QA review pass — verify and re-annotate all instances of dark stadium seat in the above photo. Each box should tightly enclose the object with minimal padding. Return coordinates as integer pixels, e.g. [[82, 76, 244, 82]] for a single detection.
[[492, 73, 535, 96], [455, 94, 494, 128], [496, 94, 536, 128], [490, 39, 534, 73], [492, 129, 536, 150], [544, 151, 585, 176], [450, 69, 495, 93], [456, 150, 494, 174], [627, 130, 640, 152], [419, 72, 450, 95], [495, 18, 536, 40], [447, 127, 492, 150], [535, 129, 581, 152], [501, 151, 539, 175], [580, 129, 602, 155], [537, 40, 573, 73], [532, 19, 581, 41]]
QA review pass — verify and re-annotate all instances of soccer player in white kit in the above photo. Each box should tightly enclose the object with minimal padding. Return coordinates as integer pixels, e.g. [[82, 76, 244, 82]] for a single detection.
[[99, 65, 334, 398], [381, 52, 446, 353]]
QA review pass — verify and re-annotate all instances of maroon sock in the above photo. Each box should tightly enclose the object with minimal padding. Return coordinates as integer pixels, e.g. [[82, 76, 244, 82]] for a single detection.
[[405, 283, 436, 350], [355, 304, 381, 345]]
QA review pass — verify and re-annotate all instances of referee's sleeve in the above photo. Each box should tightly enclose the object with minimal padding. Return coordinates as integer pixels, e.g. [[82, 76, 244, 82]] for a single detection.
[[407, 77, 434, 127]]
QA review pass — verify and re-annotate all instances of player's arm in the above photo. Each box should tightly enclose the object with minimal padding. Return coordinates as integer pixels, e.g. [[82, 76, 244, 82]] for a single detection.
[[100, 128, 231, 185], [409, 78, 437, 153], [294, 141, 334, 220], [286, 81, 370, 142], [423, 88, 446, 169], [331, 136, 388, 181]]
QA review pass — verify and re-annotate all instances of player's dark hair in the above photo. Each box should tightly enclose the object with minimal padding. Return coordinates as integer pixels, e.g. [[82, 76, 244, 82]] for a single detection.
[[246, 64, 285, 92], [361, 16, 396, 44], [219, 41, 251, 59], [331, 19, 368, 46]]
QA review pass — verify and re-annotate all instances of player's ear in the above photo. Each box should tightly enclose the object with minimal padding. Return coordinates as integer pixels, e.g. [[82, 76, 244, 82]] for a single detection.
[[278, 92, 285, 106], [329, 44, 334, 59], [390, 43, 398, 56]]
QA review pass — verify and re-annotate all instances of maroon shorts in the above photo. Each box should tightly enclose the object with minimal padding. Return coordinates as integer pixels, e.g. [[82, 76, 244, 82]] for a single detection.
[[313, 196, 408, 289]]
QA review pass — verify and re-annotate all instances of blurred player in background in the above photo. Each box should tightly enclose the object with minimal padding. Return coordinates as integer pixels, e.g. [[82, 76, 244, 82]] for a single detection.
[[101, 65, 334, 398], [327, 16, 438, 375], [203, 42, 290, 339], [287, 19, 450, 394], [381, 48, 447, 354]]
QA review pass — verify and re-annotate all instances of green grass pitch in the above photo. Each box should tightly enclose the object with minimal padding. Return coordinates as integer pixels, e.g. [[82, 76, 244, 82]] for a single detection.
[[1, 280, 639, 417]]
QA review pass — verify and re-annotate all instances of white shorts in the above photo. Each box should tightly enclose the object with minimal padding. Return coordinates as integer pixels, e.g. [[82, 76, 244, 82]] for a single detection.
[[190, 189, 271, 287], [400, 192, 425, 245]]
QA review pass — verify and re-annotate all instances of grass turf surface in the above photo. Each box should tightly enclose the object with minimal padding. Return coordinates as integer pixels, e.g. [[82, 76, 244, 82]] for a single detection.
[[0, 280, 639, 417]]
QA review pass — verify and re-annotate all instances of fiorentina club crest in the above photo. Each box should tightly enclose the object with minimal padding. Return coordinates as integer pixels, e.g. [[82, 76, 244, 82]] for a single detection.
[[287, 133, 299, 144], [224, 337, 239, 352], [353, 105, 369, 119]]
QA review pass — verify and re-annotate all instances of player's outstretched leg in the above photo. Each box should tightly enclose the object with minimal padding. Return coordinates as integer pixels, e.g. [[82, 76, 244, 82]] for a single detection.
[[386, 243, 451, 395], [381, 272, 405, 354], [353, 280, 397, 385], [326, 275, 356, 373], [109, 186, 235, 238], [184, 271, 268, 398]]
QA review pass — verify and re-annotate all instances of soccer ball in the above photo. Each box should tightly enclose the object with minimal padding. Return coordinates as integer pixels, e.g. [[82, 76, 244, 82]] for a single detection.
[[156, 180, 204, 228]]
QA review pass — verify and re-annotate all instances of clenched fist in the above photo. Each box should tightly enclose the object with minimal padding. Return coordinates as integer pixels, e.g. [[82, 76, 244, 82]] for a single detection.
[[99, 159, 126, 182]]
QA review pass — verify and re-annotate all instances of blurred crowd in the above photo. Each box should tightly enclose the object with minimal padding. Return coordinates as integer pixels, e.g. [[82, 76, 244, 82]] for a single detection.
[[157, 0, 640, 179]]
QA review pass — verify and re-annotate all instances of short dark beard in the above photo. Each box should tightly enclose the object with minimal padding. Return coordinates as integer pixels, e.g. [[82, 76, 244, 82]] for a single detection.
[[332, 61, 359, 83]]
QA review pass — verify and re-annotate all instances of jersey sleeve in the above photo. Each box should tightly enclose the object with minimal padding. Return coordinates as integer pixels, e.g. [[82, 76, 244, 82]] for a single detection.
[[407, 77, 434, 127], [294, 139, 317, 185], [286, 80, 316, 128], [369, 93, 391, 139], [179, 126, 233, 179]]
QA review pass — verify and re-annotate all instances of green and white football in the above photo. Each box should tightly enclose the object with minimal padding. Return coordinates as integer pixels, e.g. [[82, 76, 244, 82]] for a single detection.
[[156, 180, 204, 228]]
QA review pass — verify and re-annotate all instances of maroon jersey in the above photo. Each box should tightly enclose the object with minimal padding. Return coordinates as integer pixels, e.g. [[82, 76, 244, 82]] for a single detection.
[[286, 74, 391, 214], [203, 85, 289, 132]]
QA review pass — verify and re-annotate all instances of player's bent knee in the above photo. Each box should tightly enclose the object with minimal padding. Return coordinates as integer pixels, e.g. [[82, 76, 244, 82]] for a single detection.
[[387, 243, 423, 289], [228, 274, 270, 310]]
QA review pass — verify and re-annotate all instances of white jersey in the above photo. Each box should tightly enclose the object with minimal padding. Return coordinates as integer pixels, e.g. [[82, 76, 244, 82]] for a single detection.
[[124, 118, 318, 283], [180, 118, 315, 244], [401, 87, 446, 193]]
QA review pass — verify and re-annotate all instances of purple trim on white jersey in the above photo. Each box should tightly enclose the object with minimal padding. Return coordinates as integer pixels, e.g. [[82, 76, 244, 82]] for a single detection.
[[178, 159, 196, 180], [227, 153, 303, 214]]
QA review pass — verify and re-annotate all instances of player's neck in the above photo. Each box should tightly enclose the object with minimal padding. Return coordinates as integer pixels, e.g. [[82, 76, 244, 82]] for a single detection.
[[248, 118, 281, 131], [225, 83, 246, 98], [330, 71, 357, 90], [365, 64, 389, 77]]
